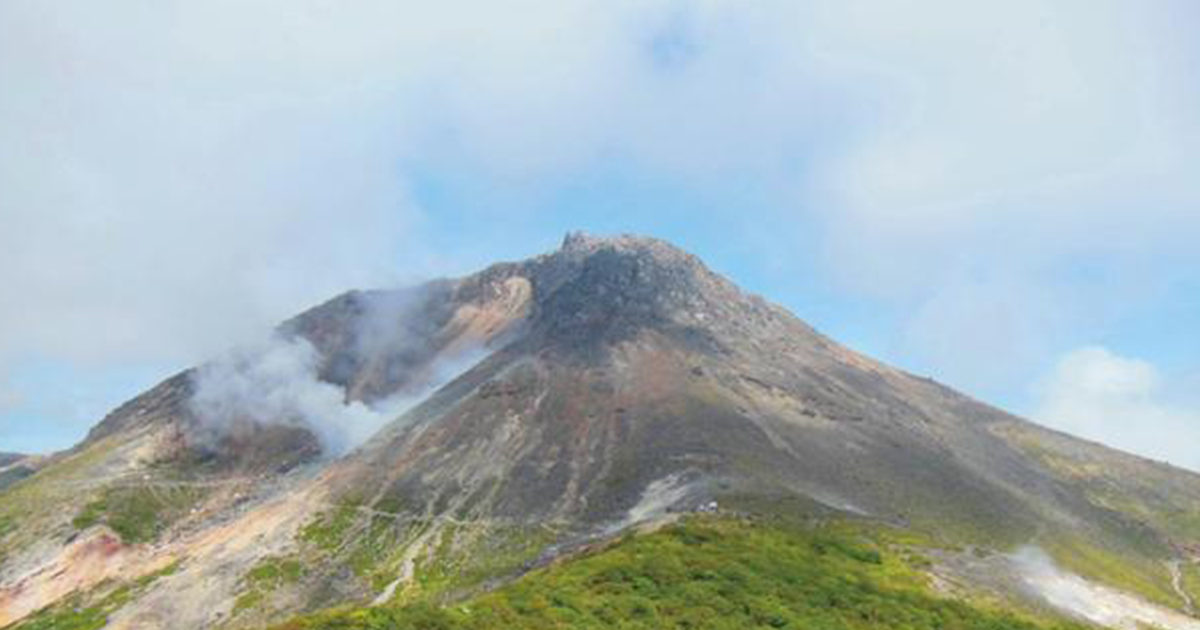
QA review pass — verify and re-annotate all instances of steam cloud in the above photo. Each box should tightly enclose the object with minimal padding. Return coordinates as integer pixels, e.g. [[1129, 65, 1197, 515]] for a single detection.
[[1011, 546, 1199, 630], [187, 335, 379, 456], [186, 288, 492, 456]]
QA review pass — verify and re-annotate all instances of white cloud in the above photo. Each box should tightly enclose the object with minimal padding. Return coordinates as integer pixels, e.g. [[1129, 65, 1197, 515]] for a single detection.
[[1, 0, 1197, 449], [0, 1, 433, 372], [791, 1, 1200, 391], [0, 0, 771, 376], [1034, 346, 1200, 472]]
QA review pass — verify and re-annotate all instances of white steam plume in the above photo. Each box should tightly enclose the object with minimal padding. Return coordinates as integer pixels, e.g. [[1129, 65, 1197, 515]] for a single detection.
[[187, 334, 377, 456], [1011, 546, 1200, 630], [187, 330, 489, 457]]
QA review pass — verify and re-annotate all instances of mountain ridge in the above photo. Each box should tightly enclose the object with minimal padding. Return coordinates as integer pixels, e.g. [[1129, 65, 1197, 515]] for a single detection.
[[2, 233, 1198, 629]]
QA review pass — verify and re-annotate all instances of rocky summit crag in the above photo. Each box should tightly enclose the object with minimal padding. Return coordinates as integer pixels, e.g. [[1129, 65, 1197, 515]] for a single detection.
[[2, 233, 1199, 630]]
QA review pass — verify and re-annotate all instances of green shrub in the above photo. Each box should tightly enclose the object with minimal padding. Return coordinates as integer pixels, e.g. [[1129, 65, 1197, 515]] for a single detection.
[[267, 517, 1088, 630], [72, 485, 204, 545], [11, 562, 181, 630]]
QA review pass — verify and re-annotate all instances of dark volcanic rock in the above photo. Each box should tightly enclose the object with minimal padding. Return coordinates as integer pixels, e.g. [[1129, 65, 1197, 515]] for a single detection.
[[312, 232, 1200, 567], [58, 232, 1200, 561]]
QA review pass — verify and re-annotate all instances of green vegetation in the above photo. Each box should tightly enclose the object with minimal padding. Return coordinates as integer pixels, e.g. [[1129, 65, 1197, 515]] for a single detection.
[[0, 465, 34, 493], [9, 591, 129, 630], [1039, 533, 1179, 610], [300, 502, 363, 552], [248, 557, 306, 586], [999, 424, 1200, 609], [235, 556, 308, 614], [294, 501, 416, 593], [0, 513, 14, 565], [407, 523, 558, 603], [9, 561, 181, 630], [1182, 562, 1200, 608], [1162, 511, 1200, 540], [373, 493, 407, 515], [0, 513, 16, 539], [72, 484, 205, 545], [347, 516, 410, 585], [0, 438, 124, 563], [266, 517, 1087, 630], [290, 498, 557, 606]]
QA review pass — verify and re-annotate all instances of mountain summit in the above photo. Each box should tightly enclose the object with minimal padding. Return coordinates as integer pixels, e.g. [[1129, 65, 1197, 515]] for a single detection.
[[2, 234, 1199, 629]]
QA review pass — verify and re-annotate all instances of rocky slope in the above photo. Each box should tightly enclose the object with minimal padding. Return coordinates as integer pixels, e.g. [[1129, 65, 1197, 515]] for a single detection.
[[1, 233, 1198, 629]]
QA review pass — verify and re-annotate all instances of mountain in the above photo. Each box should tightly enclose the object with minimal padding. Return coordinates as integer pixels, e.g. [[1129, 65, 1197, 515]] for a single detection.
[[0, 456, 33, 494], [1, 233, 1198, 630]]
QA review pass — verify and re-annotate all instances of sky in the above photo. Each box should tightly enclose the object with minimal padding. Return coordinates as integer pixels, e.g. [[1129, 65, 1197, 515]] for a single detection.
[[0, 0, 1197, 470]]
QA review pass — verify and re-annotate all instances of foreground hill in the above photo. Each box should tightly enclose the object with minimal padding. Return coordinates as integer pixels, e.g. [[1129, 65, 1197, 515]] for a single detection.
[[1, 233, 1198, 629]]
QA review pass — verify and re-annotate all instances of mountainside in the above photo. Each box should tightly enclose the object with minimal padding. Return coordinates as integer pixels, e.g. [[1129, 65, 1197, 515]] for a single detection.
[[0, 456, 33, 494], [2, 233, 1199, 630]]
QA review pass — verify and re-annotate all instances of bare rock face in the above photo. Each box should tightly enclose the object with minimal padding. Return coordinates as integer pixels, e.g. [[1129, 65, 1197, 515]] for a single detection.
[[317, 233, 1200, 561]]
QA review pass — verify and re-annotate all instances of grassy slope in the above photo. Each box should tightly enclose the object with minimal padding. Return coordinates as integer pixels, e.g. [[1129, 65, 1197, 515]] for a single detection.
[[265, 517, 1087, 630], [0, 438, 207, 567], [996, 423, 1200, 610], [224, 497, 559, 627], [0, 438, 125, 566], [71, 483, 206, 545], [1183, 563, 1200, 609]]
